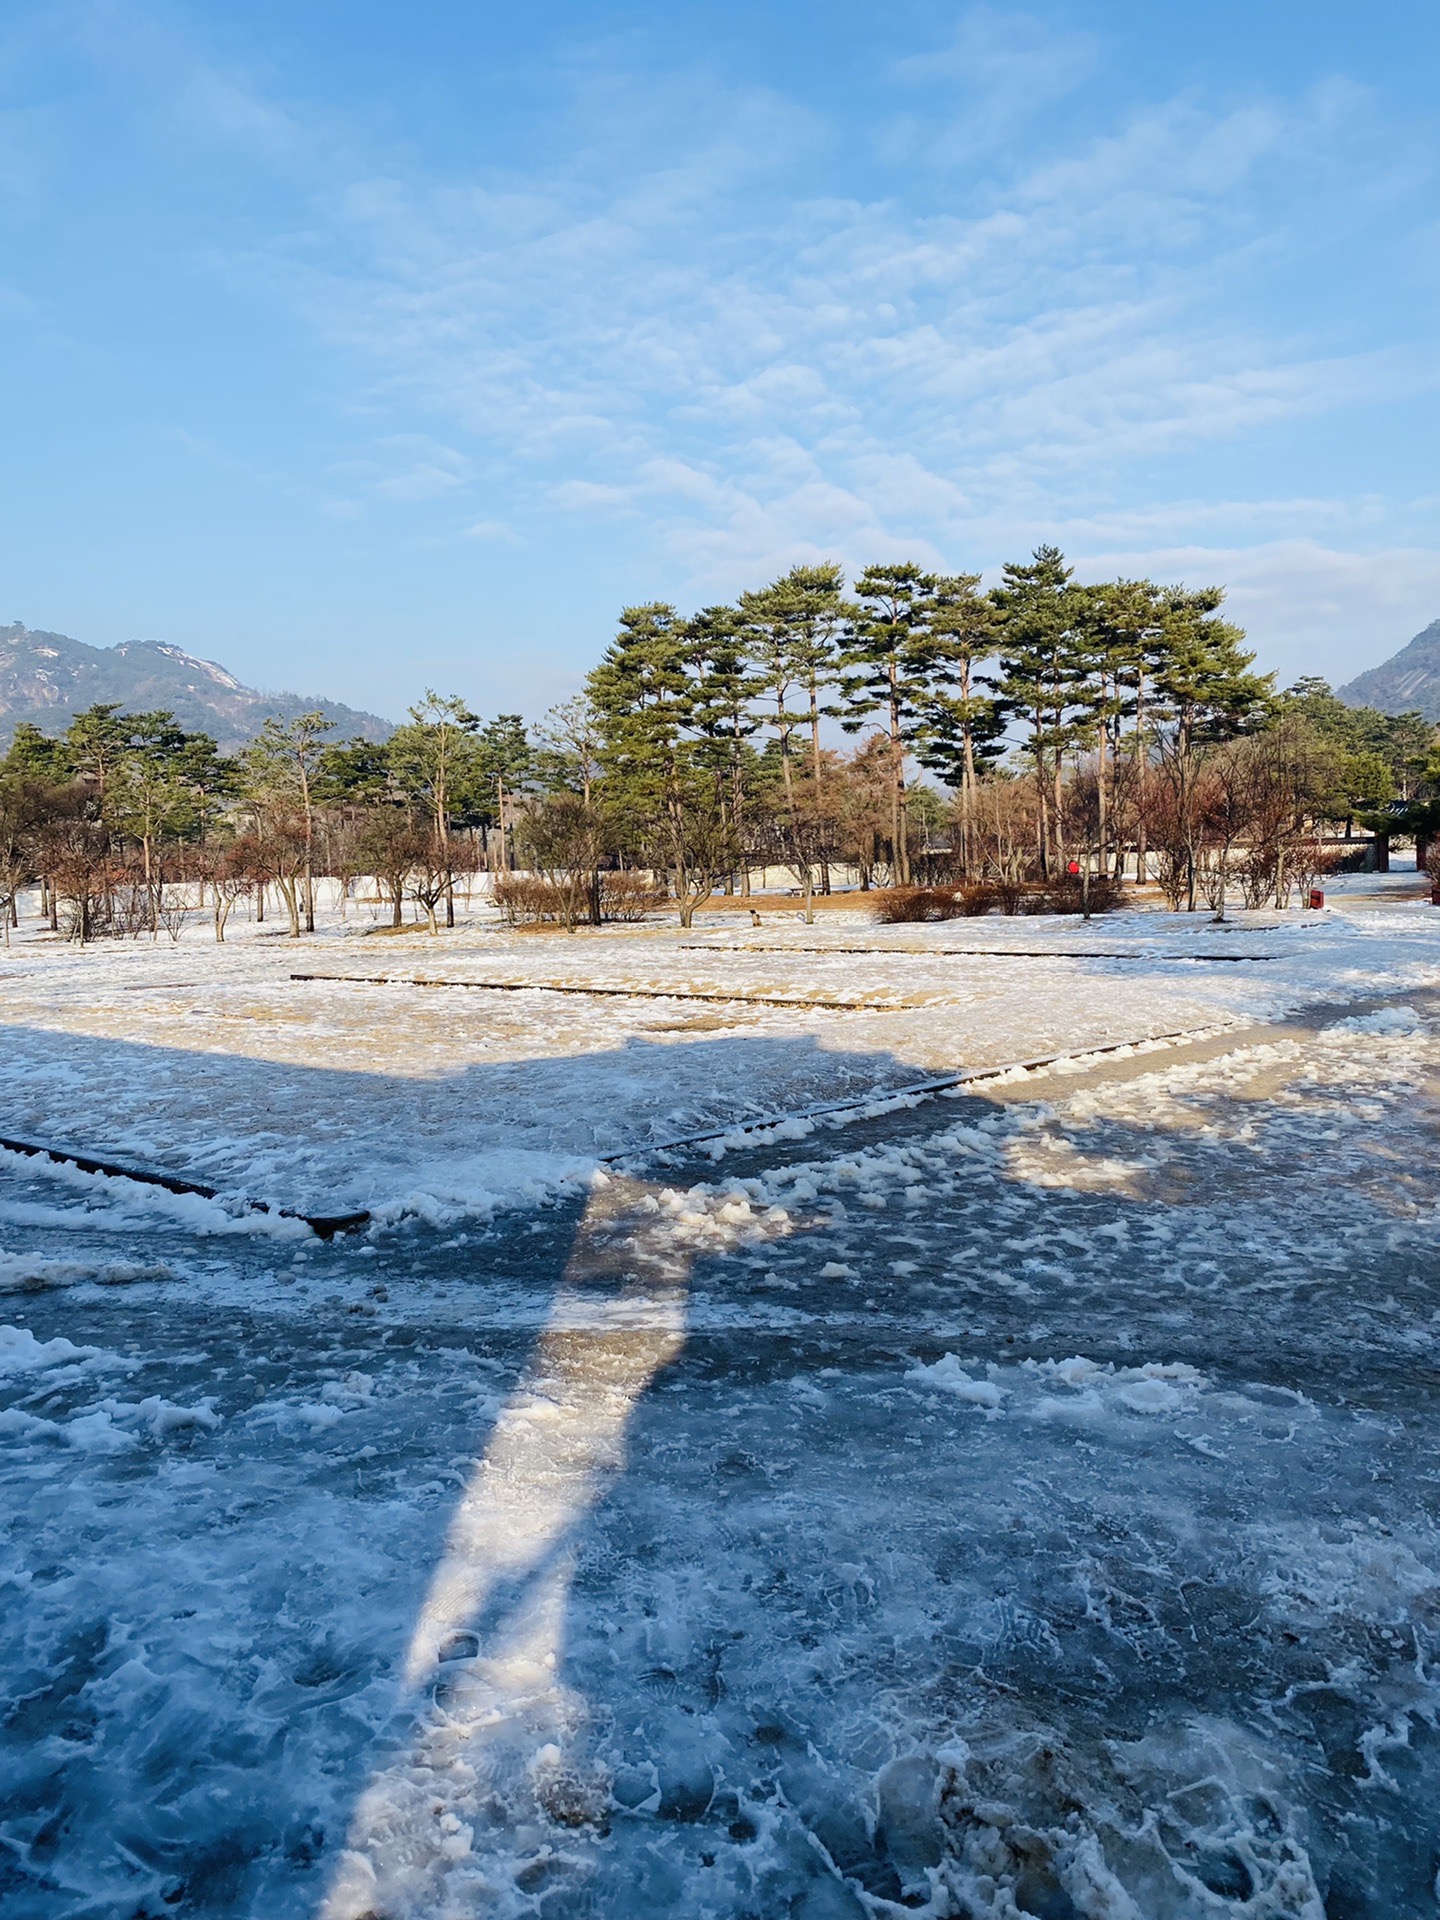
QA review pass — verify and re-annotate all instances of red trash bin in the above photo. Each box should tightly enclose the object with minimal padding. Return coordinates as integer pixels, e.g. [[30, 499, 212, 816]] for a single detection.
[[1308, 889, 1325, 909]]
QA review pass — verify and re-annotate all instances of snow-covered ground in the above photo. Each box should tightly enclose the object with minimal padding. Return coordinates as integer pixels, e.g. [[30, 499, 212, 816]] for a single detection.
[[2, 889, 1440, 1916], [3, 879, 1440, 1222]]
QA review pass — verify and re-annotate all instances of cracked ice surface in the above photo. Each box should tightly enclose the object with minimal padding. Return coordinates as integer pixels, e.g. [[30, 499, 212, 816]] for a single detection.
[[2, 907, 1440, 1914]]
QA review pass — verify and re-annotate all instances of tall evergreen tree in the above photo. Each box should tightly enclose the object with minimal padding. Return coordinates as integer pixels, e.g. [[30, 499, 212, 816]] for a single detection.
[[2, 723, 71, 784], [108, 711, 191, 925], [837, 563, 958, 886], [683, 605, 762, 894], [65, 704, 133, 815], [1076, 578, 1167, 879], [991, 546, 1093, 875], [586, 603, 734, 925], [473, 714, 535, 873], [912, 573, 1006, 876], [1149, 586, 1274, 909], [739, 564, 848, 790]]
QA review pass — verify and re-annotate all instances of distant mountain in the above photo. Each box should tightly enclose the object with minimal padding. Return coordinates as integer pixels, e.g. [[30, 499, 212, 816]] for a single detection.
[[0, 623, 394, 753], [1337, 618, 1440, 720]]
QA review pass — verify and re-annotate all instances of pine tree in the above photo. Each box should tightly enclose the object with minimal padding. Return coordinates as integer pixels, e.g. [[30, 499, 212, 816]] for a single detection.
[[837, 563, 958, 886], [472, 715, 534, 874], [1076, 579, 1167, 880], [586, 603, 735, 925], [1149, 587, 1274, 909], [992, 546, 1093, 876], [2, 722, 71, 784], [912, 574, 1006, 876]]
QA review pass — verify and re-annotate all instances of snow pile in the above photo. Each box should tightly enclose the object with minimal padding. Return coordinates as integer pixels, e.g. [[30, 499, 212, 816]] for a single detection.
[[0, 1322, 218, 1452], [1029, 1354, 1207, 1421], [0, 1249, 175, 1291], [1330, 1004, 1423, 1034], [1256, 1519, 1440, 1631], [0, 1323, 112, 1376], [906, 1353, 1004, 1406], [0, 1146, 313, 1240]]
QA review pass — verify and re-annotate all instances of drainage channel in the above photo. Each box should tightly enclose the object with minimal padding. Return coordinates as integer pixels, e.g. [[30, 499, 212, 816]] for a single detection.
[[681, 943, 1279, 963], [0, 1136, 370, 1239], [291, 972, 906, 1012], [600, 1021, 1238, 1163]]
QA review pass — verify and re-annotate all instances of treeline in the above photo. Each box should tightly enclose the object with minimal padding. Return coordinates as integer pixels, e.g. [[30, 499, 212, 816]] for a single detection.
[[1, 545, 1434, 940], [569, 549, 1434, 921], [0, 697, 534, 941]]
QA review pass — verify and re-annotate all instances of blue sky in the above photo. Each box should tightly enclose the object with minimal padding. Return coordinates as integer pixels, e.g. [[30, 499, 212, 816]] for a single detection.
[[2, 0, 1437, 723]]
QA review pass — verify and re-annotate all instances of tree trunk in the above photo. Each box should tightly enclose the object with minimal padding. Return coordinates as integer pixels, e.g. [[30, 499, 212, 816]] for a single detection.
[[960, 723, 978, 880], [1134, 686, 1148, 885], [276, 874, 300, 937], [142, 829, 156, 938], [1051, 733, 1065, 872], [888, 677, 910, 887], [1095, 699, 1109, 873]]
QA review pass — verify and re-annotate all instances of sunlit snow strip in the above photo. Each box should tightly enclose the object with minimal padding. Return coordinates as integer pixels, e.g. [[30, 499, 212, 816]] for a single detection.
[[320, 1174, 690, 1920]]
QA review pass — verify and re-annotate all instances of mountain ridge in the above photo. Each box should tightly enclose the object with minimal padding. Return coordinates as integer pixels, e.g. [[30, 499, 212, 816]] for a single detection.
[[0, 622, 394, 753], [1337, 618, 1440, 721]]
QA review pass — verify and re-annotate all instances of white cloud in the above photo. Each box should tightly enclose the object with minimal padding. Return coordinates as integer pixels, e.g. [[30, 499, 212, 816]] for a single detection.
[[463, 518, 522, 544], [1067, 540, 1440, 688], [325, 435, 469, 504], [53, 8, 1437, 705], [890, 8, 1098, 164]]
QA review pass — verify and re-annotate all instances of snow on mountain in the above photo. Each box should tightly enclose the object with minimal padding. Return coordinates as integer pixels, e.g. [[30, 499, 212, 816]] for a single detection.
[[0, 622, 394, 751]]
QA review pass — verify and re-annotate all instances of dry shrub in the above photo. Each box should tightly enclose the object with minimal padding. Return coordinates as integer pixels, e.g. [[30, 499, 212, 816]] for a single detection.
[[871, 886, 966, 923], [600, 872, 667, 921], [494, 871, 667, 926], [1019, 876, 1125, 916], [955, 883, 1001, 916], [989, 879, 1026, 915], [492, 874, 569, 925]]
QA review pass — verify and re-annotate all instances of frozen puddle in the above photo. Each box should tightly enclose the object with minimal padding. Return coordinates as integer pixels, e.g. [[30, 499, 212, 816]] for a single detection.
[[1, 1016, 1440, 1915]]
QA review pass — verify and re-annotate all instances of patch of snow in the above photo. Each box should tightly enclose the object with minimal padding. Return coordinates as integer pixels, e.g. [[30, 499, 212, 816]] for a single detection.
[[1331, 1004, 1423, 1033], [907, 1352, 1004, 1406]]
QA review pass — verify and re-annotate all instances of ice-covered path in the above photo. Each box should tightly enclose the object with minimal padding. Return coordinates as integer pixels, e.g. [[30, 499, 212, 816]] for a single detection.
[[2, 977, 1440, 1918]]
